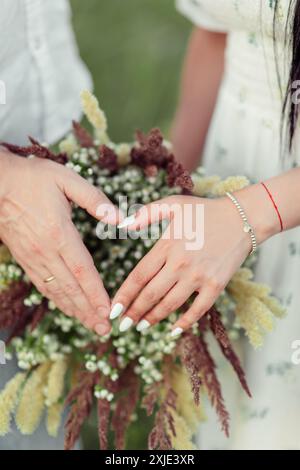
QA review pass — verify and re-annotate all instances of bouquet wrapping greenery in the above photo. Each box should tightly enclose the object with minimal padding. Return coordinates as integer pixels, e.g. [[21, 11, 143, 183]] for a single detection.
[[0, 91, 285, 450]]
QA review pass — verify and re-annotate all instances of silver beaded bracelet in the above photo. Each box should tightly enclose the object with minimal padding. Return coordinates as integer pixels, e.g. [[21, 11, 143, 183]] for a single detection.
[[225, 192, 257, 255]]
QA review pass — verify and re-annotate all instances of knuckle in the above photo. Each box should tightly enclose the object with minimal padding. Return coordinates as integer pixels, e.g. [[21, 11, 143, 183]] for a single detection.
[[148, 310, 163, 323], [160, 299, 175, 314], [72, 263, 86, 280], [85, 188, 101, 208], [173, 257, 190, 272], [30, 242, 43, 255], [48, 284, 64, 298], [206, 275, 223, 292], [143, 289, 157, 303], [191, 270, 204, 285], [63, 283, 78, 297], [87, 289, 102, 306], [131, 269, 146, 286], [82, 316, 96, 329]]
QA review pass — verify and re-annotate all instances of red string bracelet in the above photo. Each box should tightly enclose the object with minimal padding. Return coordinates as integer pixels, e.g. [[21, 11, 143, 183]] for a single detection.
[[261, 182, 284, 232]]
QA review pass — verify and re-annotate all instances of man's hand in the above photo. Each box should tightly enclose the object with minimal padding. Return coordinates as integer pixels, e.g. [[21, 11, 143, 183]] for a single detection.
[[0, 150, 122, 335]]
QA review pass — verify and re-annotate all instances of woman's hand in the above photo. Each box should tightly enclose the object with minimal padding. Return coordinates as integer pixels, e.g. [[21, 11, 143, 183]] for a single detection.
[[0, 149, 122, 335], [110, 192, 274, 336]]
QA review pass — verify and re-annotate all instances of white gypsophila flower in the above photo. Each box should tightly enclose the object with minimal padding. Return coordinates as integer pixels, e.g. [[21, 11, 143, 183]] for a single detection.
[[85, 361, 98, 373], [111, 372, 119, 382], [48, 300, 56, 311], [18, 360, 31, 370]]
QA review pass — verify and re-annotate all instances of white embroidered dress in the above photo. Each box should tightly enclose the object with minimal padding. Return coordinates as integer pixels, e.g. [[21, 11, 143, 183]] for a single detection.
[[177, 0, 300, 450]]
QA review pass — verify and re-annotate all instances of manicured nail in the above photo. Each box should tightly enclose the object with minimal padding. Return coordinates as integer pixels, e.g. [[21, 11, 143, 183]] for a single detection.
[[117, 214, 136, 229], [171, 327, 183, 338], [96, 204, 120, 225], [136, 319, 151, 332], [110, 303, 124, 320], [95, 323, 111, 336], [119, 316, 134, 332]]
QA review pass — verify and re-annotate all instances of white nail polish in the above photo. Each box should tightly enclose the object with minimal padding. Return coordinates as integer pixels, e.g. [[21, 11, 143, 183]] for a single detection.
[[117, 214, 136, 229], [109, 303, 124, 320], [119, 316, 134, 332], [171, 327, 183, 338], [136, 319, 151, 332]]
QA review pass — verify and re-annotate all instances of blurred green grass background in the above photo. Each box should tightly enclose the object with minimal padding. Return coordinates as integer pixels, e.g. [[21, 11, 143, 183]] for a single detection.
[[69, 0, 191, 450], [70, 0, 191, 142]]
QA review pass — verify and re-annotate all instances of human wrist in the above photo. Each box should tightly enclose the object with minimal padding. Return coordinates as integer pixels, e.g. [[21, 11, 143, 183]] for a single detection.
[[233, 183, 281, 245]]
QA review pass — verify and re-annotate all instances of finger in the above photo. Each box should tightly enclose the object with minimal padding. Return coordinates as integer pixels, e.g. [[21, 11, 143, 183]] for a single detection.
[[23, 259, 110, 335], [21, 261, 76, 319], [135, 281, 196, 332], [44, 255, 110, 334], [24, 256, 83, 320], [57, 166, 123, 225], [118, 198, 174, 230], [9, 242, 100, 329], [59, 224, 111, 326], [110, 243, 166, 321], [118, 266, 178, 330], [171, 287, 217, 336]]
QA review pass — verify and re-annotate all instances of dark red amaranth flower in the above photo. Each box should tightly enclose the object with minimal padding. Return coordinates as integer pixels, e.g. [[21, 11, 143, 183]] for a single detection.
[[96, 363, 123, 451], [1, 137, 68, 165], [97, 398, 111, 450], [209, 308, 251, 397], [28, 137, 68, 164], [166, 157, 194, 193], [64, 370, 99, 450], [30, 300, 49, 331], [7, 299, 49, 343], [197, 335, 230, 437], [148, 386, 177, 451], [131, 128, 193, 192], [98, 145, 118, 173], [1, 142, 32, 157], [177, 332, 203, 406], [131, 129, 170, 169], [209, 307, 230, 349], [72, 121, 94, 148], [111, 365, 140, 450], [0, 281, 32, 331], [142, 382, 161, 416]]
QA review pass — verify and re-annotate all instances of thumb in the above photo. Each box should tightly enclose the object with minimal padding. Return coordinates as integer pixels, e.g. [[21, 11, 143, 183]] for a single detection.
[[58, 167, 124, 225], [117, 198, 174, 231]]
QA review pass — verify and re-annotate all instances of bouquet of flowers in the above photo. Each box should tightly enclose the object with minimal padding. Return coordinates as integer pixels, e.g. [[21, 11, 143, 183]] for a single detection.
[[0, 91, 285, 450]]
